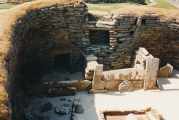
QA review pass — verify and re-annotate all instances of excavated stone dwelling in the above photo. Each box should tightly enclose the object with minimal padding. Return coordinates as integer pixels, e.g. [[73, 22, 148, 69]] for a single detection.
[[0, 0, 179, 119]]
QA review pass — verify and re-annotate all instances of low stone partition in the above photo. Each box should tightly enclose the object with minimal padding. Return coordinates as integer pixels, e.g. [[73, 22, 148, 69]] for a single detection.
[[102, 68, 145, 90], [83, 11, 179, 70], [90, 47, 159, 92], [0, 0, 88, 119]]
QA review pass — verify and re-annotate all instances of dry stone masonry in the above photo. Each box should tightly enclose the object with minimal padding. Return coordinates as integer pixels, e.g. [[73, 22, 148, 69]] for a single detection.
[[0, 0, 179, 119]]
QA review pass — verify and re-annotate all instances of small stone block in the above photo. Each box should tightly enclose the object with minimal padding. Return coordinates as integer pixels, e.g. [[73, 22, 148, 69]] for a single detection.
[[157, 63, 173, 78], [139, 47, 149, 56], [88, 89, 107, 94]]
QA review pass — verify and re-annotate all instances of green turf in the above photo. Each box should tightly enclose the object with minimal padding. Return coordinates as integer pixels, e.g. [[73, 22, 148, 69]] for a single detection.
[[0, 4, 16, 10], [152, 0, 178, 9], [87, 0, 178, 12], [87, 3, 143, 13]]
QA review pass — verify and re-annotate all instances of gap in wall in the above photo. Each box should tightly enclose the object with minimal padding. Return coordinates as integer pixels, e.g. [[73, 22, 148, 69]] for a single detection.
[[90, 30, 109, 45], [40, 53, 85, 82]]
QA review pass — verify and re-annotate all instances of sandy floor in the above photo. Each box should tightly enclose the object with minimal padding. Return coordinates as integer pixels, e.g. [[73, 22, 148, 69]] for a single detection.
[[28, 69, 179, 120]]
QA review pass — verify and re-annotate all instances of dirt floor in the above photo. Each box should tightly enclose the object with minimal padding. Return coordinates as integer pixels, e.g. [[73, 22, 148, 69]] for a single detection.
[[28, 69, 179, 120], [40, 70, 84, 82]]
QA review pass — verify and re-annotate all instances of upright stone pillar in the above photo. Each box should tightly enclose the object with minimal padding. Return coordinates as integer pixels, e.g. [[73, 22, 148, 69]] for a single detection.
[[92, 64, 105, 90], [144, 57, 159, 90]]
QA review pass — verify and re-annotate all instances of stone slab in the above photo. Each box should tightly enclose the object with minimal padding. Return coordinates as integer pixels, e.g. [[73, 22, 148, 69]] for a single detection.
[[157, 69, 179, 90], [88, 89, 107, 94], [85, 54, 97, 62], [92, 64, 105, 90], [46, 87, 76, 97], [139, 47, 149, 56], [28, 80, 91, 95], [86, 61, 98, 71], [104, 80, 143, 91], [102, 68, 145, 81]]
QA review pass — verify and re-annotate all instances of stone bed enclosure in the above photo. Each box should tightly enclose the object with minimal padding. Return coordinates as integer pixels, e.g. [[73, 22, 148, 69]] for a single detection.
[[0, 0, 179, 119]]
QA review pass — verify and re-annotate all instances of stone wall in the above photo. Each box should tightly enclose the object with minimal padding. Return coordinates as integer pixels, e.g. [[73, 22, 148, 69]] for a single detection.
[[83, 14, 179, 70], [167, 0, 179, 8]]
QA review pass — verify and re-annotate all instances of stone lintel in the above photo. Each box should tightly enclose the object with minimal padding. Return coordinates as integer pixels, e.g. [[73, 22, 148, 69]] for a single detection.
[[139, 47, 149, 56]]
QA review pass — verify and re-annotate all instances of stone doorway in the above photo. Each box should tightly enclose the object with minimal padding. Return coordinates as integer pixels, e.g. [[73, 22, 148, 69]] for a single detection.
[[40, 53, 85, 82]]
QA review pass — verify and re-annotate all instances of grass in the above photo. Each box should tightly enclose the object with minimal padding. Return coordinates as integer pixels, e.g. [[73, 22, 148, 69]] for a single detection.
[[87, 3, 143, 13], [0, 3, 17, 9], [0, 0, 178, 10], [153, 0, 178, 9]]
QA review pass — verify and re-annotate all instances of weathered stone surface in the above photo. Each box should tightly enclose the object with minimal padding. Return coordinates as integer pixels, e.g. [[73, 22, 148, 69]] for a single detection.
[[74, 105, 84, 114], [85, 54, 97, 62], [144, 57, 159, 90], [118, 80, 133, 93], [28, 80, 91, 95], [102, 68, 145, 81], [55, 105, 71, 115], [92, 64, 105, 90], [157, 63, 173, 78], [86, 61, 98, 71], [46, 87, 76, 97], [130, 81, 143, 90], [139, 47, 149, 56], [85, 61, 99, 80], [41, 102, 53, 112], [137, 18, 142, 26], [97, 20, 116, 25], [150, 109, 163, 120]]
